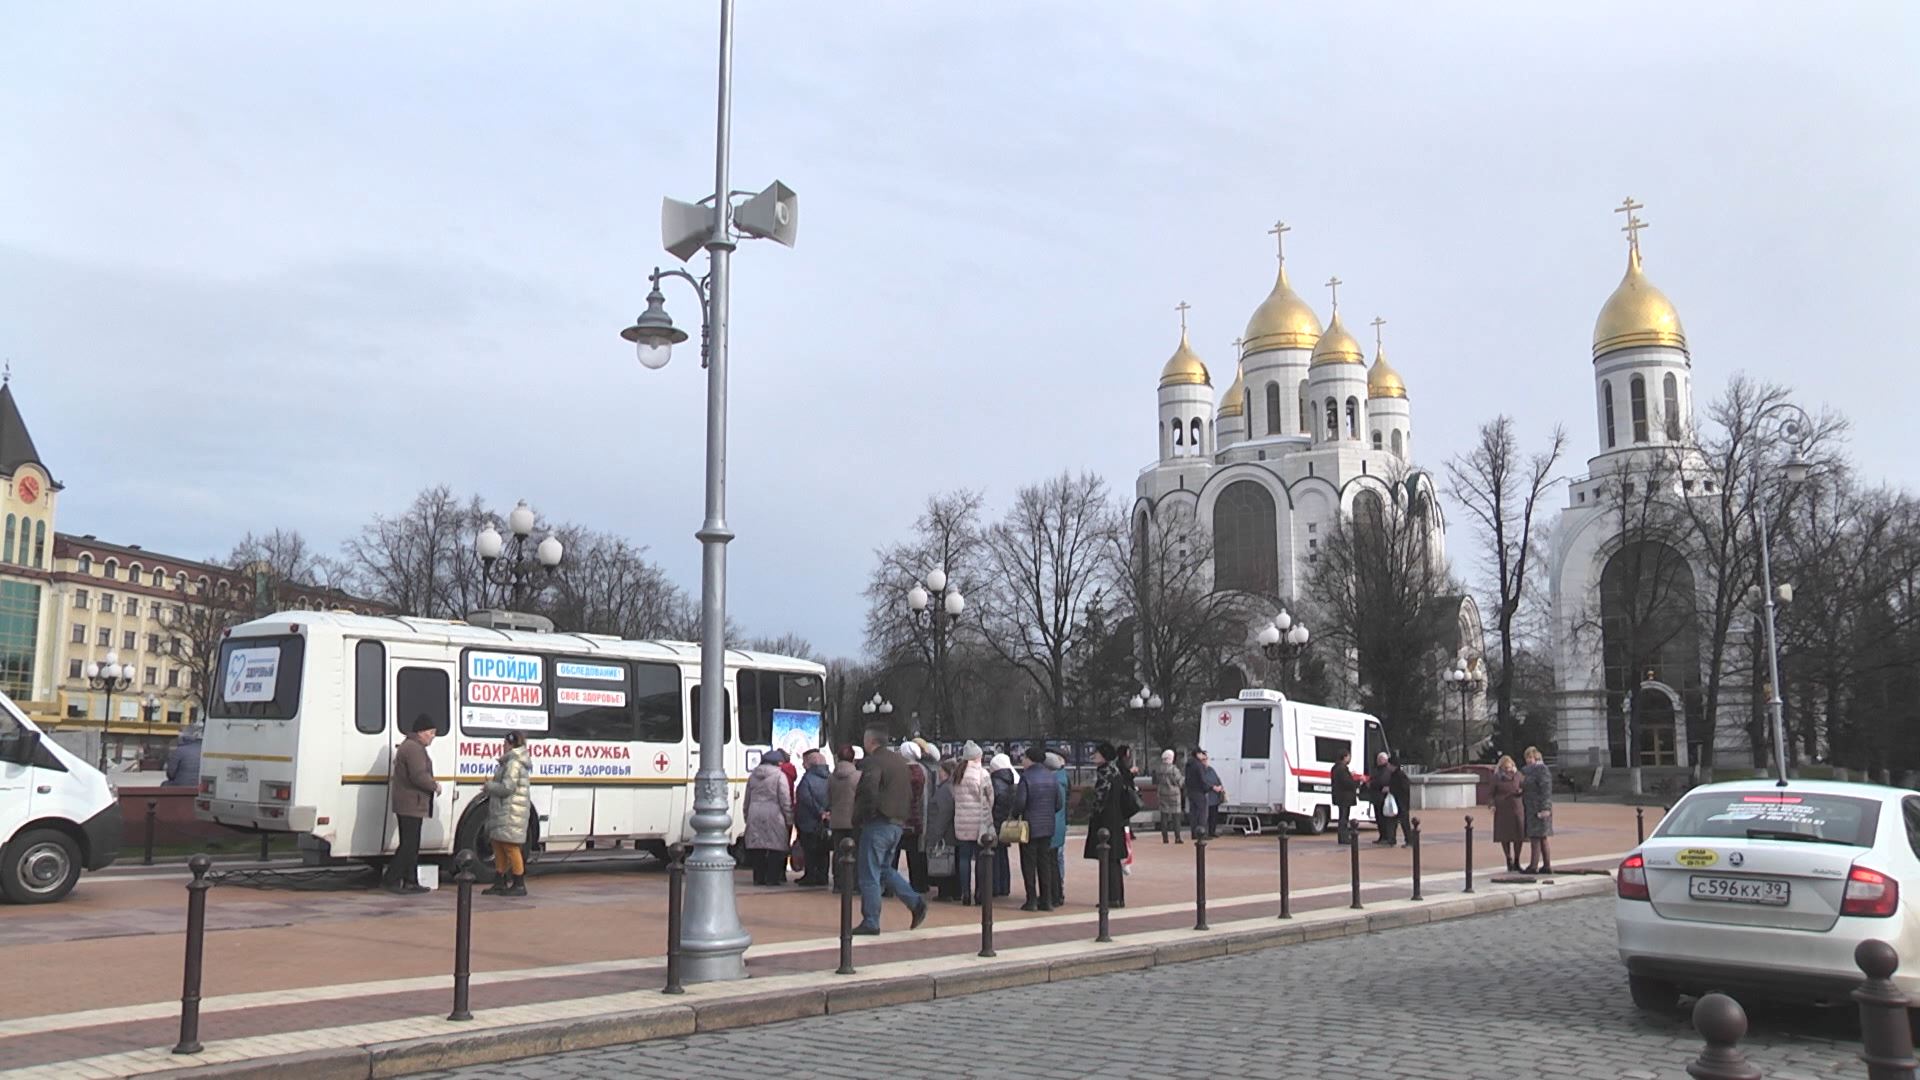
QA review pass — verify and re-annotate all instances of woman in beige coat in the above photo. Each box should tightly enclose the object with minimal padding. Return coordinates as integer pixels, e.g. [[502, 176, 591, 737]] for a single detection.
[[951, 742, 994, 905]]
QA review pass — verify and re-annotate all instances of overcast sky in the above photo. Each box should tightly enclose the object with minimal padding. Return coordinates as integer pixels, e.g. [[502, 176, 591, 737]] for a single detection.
[[4, 3, 1915, 658]]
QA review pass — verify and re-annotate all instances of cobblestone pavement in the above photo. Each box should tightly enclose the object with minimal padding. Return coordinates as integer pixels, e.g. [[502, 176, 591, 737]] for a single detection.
[[426, 896, 1865, 1080]]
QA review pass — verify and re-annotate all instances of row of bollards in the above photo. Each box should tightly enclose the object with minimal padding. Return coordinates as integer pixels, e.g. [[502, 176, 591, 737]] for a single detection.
[[1686, 939, 1917, 1079]]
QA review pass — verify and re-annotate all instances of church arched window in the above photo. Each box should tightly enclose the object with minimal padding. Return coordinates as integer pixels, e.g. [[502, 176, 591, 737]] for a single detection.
[[1264, 383, 1282, 435], [1190, 417, 1203, 453], [1355, 490, 1386, 529], [1345, 397, 1360, 439], [1602, 380, 1617, 448], [1213, 481, 1278, 595], [1391, 429, 1404, 458], [1630, 376, 1650, 443], [1371, 430, 1383, 450], [1325, 398, 1338, 440], [1298, 384, 1309, 434], [1663, 373, 1682, 441]]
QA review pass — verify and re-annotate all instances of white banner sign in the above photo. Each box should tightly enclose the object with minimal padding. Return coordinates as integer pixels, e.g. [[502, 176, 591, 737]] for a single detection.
[[461, 706, 549, 733], [223, 647, 281, 703]]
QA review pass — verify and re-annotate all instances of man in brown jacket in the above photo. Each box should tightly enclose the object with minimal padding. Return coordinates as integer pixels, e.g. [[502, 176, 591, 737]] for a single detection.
[[386, 714, 440, 895], [851, 727, 926, 935]]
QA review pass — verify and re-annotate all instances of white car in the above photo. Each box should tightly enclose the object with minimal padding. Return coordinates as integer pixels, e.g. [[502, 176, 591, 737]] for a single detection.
[[1616, 779, 1920, 1010]]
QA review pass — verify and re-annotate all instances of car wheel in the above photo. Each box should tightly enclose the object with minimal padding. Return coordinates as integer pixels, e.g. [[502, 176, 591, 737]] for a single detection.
[[1629, 974, 1678, 1012], [1, 828, 82, 904], [1299, 806, 1330, 835]]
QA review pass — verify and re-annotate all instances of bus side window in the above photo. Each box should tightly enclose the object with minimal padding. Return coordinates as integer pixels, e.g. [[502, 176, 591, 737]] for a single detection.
[[354, 641, 385, 735], [1240, 707, 1273, 759], [690, 685, 731, 743], [635, 662, 683, 742], [396, 667, 451, 736], [736, 670, 779, 746]]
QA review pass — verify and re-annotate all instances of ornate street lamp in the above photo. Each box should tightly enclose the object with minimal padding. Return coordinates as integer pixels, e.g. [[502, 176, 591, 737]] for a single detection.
[[615, 0, 800, 986], [1443, 659, 1486, 766], [1750, 403, 1814, 786], [85, 651, 133, 771], [475, 500, 564, 613], [906, 567, 965, 738], [1255, 610, 1312, 692], [143, 692, 160, 766], [860, 693, 895, 717]]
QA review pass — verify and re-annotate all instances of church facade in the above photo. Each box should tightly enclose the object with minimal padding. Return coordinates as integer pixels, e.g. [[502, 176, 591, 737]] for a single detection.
[[1546, 201, 1751, 770], [1132, 225, 1477, 715]]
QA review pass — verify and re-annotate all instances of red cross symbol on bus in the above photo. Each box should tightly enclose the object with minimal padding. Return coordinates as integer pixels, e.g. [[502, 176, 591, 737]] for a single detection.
[[653, 753, 671, 773], [1218, 711, 1232, 726]]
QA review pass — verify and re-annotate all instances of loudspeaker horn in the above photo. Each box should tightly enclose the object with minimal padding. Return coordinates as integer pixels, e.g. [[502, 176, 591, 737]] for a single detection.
[[661, 197, 712, 263], [734, 181, 799, 248]]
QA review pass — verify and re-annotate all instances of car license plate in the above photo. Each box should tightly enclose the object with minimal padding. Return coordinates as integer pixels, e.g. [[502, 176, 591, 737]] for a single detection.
[[225, 764, 250, 784], [1689, 874, 1790, 906]]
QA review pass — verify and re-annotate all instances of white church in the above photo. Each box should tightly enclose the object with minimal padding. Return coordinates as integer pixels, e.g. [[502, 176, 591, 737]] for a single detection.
[[1132, 225, 1474, 706]]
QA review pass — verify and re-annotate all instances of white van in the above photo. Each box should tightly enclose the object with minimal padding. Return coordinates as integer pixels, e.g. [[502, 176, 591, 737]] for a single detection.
[[1198, 688, 1387, 835], [0, 691, 122, 902], [195, 611, 825, 874]]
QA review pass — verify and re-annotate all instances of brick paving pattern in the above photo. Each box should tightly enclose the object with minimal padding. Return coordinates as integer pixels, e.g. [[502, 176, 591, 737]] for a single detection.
[[421, 896, 1866, 1080]]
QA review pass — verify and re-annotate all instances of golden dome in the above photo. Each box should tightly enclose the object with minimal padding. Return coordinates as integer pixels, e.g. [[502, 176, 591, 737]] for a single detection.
[[1368, 348, 1407, 399], [1242, 265, 1323, 355], [1593, 247, 1687, 359], [1310, 311, 1365, 366], [1217, 363, 1246, 418], [1158, 330, 1211, 388]]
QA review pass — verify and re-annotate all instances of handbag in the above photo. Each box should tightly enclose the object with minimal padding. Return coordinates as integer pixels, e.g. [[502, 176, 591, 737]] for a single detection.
[[927, 843, 956, 877], [1382, 793, 1401, 818], [999, 818, 1030, 845], [788, 839, 806, 874]]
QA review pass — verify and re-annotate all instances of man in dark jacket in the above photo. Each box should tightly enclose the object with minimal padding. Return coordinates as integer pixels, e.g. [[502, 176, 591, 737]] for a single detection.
[[1368, 751, 1394, 845], [386, 715, 439, 895], [1016, 746, 1059, 911], [852, 727, 928, 934], [1185, 750, 1223, 839], [1330, 750, 1359, 844], [1384, 755, 1413, 848], [794, 749, 832, 886]]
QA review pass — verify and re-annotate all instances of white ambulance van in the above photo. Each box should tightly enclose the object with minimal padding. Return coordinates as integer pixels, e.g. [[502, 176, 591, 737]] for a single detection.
[[1198, 688, 1386, 835], [0, 691, 122, 902]]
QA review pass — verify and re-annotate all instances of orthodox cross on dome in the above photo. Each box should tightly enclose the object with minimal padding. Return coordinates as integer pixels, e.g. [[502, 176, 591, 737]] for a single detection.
[[1268, 220, 1291, 263], [1325, 275, 1343, 314], [1231, 336, 1244, 352], [1175, 300, 1191, 333], [1370, 316, 1386, 352], [2, 360, 9, 385], [1615, 196, 1648, 256]]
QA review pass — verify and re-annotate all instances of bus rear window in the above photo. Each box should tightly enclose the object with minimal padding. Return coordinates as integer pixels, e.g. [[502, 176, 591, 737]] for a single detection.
[[211, 636, 306, 720]]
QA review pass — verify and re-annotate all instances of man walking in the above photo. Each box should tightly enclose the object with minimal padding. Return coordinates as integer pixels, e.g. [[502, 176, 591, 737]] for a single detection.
[[1153, 749, 1184, 844], [386, 714, 439, 895], [1368, 751, 1395, 845], [852, 726, 929, 935]]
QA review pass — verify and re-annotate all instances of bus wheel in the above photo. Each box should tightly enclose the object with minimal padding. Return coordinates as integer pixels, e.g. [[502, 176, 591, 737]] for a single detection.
[[453, 804, 498, 885], [638, 840, 671, 864], [1, 828, 82, 904], [1296, 807, 1330, 836]]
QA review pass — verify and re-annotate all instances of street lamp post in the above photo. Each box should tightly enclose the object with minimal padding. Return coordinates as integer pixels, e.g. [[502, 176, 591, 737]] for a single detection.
[[475, 501, 564, 613], [860, 692, 895, 725], [1255, 610, 1312, 693], [143, 693, 159, 765], [85, 651, 133, 771], [1750, 404, 1814, 787], [906, 568, 966, 739], [1443, 659, 1485, 766], [615, 0, 799, 985], [1128, 686, 1164, 751]]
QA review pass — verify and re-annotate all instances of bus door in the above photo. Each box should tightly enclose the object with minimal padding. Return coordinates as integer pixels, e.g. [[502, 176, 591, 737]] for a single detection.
[[687, 678, 740, 836], [386, 652, 459, 855], [1237, 705, 1275, 808], [1359, 718, 1388, 822]]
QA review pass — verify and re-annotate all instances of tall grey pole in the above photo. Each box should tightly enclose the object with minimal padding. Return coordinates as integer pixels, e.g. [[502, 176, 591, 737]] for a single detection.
[[1755, 496, 1790, 787], [681, 0, 750, 983]]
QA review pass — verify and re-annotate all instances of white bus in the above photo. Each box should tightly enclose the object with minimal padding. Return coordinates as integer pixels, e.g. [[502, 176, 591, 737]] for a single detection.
[[1199, 688, 1386, 835], [194, 611, 826, 874]]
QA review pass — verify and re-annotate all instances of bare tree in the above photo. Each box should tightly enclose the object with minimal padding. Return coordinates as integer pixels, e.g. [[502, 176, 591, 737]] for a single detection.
[[228, 528, 326, 588], [339, 485, 489, 618], [977, 472, 1117, 731], [863, 491, 988, 739], [1446, 418, 1566, 751]]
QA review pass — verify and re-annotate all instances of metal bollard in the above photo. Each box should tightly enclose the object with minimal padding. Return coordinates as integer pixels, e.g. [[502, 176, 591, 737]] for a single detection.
[[258, 832, 271, 862], [449, 849, 476, 1020], [1095, 827, 1112, 942], [835, 838, 856, 976], [1463, 815, 1475, 894], [144, 800, 157, 867], [1686, 992, 1762, 1080], [1636, 805, 1646, 844], [1193, 837, 1209, 931], [1277, 828, 1291, 920], [172, 854, 213, 1055], [1409, 817, 1423, 901], [1854, 939, 1919, 1079], [1348, 819, 1363, 910], [663, 848, 686, 994], [977, 834, 997, 958]]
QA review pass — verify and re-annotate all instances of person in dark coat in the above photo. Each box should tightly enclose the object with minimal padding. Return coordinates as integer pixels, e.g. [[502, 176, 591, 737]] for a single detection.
[[1489, 754, 1526, 872], [1016, 746, 1060, 911], [163, 725, 203, 788], [851, 728, 928, 934], [1367, 751, 1393, 844], [1184, 749, 1222, 840], [1081, 743, 1133, 907], [385, 714, 439, 895], [1330, 750, 1360, 844], [927, 757, 960, 900], [794, 749, 833, 886], [1383, 756, 1412, 848], [1520, 746, 1554, 874], [988, 753, 1023, 898], [828, 745, 859, 892]]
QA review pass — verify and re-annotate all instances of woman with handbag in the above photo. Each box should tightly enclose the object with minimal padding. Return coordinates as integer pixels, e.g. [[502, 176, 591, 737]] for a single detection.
[[1015, 746, 1059, 911], [952, 743, 994, 905], [1081, 743, 1134, 908], [988, 753, 1023, 898]]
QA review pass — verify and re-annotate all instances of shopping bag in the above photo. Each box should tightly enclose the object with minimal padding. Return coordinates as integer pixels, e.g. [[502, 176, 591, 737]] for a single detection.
[[788, 839, 806, 874], [928, 844, 956, 877], [1382, 793, 1400, 818]]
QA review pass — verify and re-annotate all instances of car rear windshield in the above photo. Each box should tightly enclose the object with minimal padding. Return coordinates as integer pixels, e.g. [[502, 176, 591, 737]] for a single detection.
[[1658, 790, 1882, 848]]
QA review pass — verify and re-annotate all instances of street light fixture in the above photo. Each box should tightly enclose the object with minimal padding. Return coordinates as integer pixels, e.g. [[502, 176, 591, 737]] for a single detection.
[[1750, 402, 1815, 787], [475, 500, 564, 614], [905, 567, 966, 738], [616, 0, 799, 985], [85, 650, 133, 771], [860, 693, 895, 717], [1255, 610, 1312, 692], [143, 692, 160, 766], [1443, 659, 1486, 766]]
